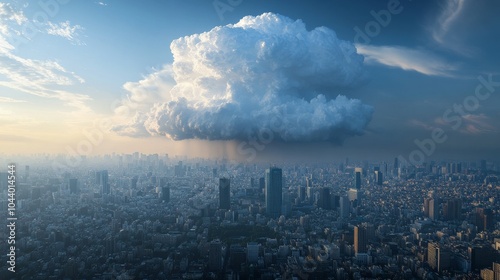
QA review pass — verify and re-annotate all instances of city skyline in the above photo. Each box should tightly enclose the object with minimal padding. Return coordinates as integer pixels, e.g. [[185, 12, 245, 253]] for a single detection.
[[0, 1, 499, 162]]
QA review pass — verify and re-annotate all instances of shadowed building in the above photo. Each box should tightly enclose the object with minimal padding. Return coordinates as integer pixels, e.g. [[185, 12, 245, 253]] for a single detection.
[[265, 167, 282, 218], [219, 178, 230, 210]]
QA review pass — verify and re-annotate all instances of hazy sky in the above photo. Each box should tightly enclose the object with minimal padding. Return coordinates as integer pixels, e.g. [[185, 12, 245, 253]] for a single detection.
[[0, 0, 499, 162]]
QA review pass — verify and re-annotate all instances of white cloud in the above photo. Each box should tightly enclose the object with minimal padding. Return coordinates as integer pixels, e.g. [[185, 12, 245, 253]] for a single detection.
[[432, 0, 465, 45], [114, 13, 373, 143], [0, 97, 25, 103], [46, 21, 85, 45], [0, 3, 90, 112], [356, 44, 457, 77]]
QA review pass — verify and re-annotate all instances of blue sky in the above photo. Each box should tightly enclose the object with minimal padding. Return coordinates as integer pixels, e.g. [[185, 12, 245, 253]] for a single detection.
[[1, 0, 499, 162]]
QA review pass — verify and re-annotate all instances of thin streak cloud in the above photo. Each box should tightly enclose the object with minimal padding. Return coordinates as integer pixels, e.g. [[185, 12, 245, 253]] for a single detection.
[[356, 44, 458, 77]]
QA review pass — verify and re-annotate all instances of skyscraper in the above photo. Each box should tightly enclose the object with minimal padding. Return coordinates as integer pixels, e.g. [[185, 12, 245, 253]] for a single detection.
[[354, 168, 362, 189], [443, 198, 461, 221], [219, 178, 230, 210], [428, 242, 450, 272], [339, 196, 350, 218], [318, 187, 331, 210], [429, 197, 439, 220], [354, 225, 368, 254], [159, 177, 170, 203], [99, 170, 110, 195], [265, 167, 282, 218], [394, 157, 399, 176], [375, 171, 383, 186]]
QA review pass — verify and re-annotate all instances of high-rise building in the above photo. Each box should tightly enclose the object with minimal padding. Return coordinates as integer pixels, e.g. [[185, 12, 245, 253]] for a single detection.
[[375, 171, 383, 186], [423, 197, 431, 217], [99, 170, 110, 195], [159, 177, 170, 202], [475, 208, 494, 231], [393, 157, 399, 176], [219, 178, 230, 210], [443, 198, 462, 221], [339, 196, 350, 218], [209, 240, 223, 271], [469, 246, 496, 271], [318, 187, 331, 210], [354, 224, 372, 254], [428, 242, 450, 272], [493, 262, 500, 280], [298, 186, 306, 202], [265, 167, 282, 218], [354, 168, 362, 189], [429, 197, 439, 220]]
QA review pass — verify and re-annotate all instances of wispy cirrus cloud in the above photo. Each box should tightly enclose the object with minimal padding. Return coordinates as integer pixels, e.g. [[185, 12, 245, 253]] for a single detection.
[[414, 113, 497, 135], [0, 96, 26, 103], [0, 2, 91, 112], [430, 0, 472, 56], [356, 44, 458, 77], [47, 20, 85, 45], [432, 0, 465, 45]]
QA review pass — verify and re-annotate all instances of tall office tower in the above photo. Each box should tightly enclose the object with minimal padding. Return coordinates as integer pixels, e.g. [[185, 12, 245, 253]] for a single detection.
[[354, 168, 362, 189], [219, 178, 230, 210], [159, 177, 170, 202], [427, 242, 438, 271], [394, 157, 399, 176], [469, 246, 496, 271], [100, 170, 110, 195], [354, 225, 368, 254], [339, 196, 350, 218], [428, 242, 451, 272], [429, 197, 439, 220], [130, 176, 138, 189], [247, 242, 260, 264], [298, 186, 306, 201], [443, 198, 462, 221], [423, 197, 431, 217], [375, 171, 383, 186], [25, 165, 29, 181], [493, 262, 500, 280], [475, 208, 494, 231], [318, 187, 331, 210], [209, 240, 223, 271], [265, 167, 282, 218], [69, 178, 78, 194], [306, 177, 312, 189]]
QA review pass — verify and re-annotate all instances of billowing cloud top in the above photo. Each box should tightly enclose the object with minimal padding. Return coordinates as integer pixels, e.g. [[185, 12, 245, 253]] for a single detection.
[[113, 12, 373, 142]]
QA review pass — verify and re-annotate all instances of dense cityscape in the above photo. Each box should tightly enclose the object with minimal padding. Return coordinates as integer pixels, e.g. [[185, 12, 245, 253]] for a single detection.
[[1, 154, 499, 279]]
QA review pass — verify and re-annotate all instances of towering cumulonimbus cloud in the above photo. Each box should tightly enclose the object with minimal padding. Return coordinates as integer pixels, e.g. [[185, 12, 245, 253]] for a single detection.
[[113, 12, 374, 142]]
